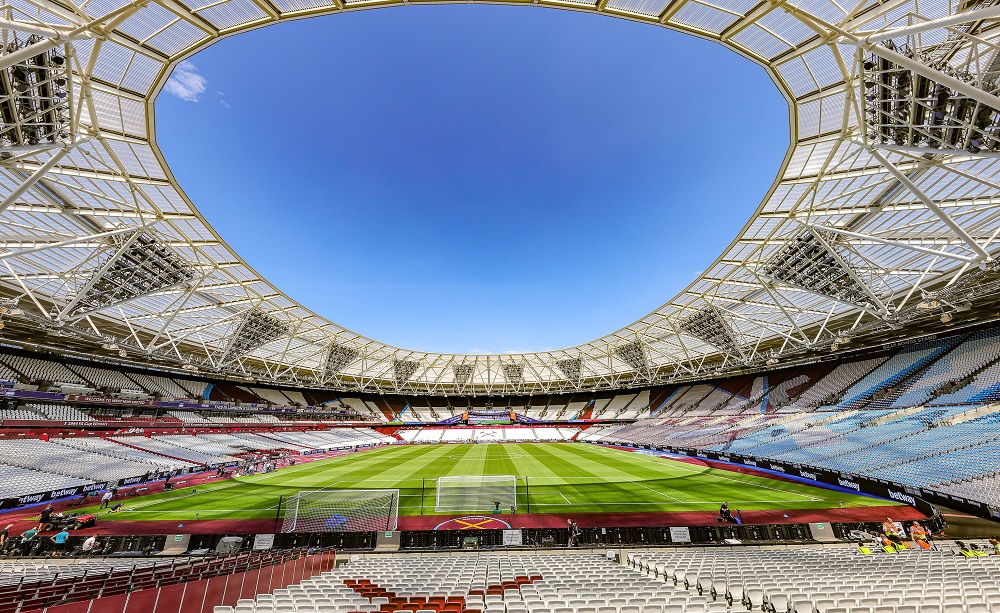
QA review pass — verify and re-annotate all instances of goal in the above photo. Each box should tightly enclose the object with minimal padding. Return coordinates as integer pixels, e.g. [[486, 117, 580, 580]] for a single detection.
[[435, 475, 517, 512], [280, 489, 399, 533]]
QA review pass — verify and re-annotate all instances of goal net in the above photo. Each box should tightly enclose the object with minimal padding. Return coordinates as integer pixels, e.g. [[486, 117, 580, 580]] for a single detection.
[[436, 475, 517, 512], [280, 489, 399, 533]]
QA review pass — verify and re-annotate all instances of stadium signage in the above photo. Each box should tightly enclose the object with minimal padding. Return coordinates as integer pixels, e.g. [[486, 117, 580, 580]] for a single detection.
[[50, 487, 82, 498], [837, 478, 861, 491], [887, 490, 916, 506], [744, 460, 758, 467], [799, 471, 817, 480], [16, 493, 45, 505], [718, 455, 730, 462], [82, 482, 109, 493], [120, 475, 146, 486], [65, 395, 154, 406], [769, 464, 786, 473]]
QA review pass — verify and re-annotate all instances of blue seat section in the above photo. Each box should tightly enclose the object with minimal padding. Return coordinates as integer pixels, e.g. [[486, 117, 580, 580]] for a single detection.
[[836, 337, 962, 408], [891, 328, 1000, 407]]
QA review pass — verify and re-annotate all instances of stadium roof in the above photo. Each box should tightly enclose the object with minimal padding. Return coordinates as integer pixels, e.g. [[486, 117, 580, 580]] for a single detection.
[[1, 0, 1000, 395]]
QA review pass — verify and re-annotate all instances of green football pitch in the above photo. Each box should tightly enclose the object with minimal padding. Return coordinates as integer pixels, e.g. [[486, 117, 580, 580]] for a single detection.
[[84, 443, 895, 524]]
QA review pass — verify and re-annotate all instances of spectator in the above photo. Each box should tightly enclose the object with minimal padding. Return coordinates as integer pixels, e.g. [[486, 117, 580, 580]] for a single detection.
[[0, 524, 11, 547], [989, 535, 999, 554], [50, 528, 69, 557], [38, 504, 53, 531], [99, 490, 113, 510]]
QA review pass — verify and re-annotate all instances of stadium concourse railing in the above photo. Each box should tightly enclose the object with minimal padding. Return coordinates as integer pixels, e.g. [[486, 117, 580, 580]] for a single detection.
[[6, 547, 336, 613]]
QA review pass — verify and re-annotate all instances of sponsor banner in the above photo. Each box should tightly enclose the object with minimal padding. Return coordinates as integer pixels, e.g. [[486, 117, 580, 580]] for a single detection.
[[117, 474, 149, 487], [65, 395, 154, 406]]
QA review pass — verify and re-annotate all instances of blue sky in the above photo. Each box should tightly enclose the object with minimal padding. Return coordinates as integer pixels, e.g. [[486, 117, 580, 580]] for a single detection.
[[156, 5, 787, 354]]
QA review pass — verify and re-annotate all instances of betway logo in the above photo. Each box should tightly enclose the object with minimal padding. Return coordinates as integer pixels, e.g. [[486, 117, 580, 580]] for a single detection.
[[82, 483, 107, 493], [838, 478, 861, 491], [121, 476, 143, 485], [744, 460, 758, 467], [18, 493, 44, 505], [769, 464, 786, 473], [719, 456, 730, 462], [51, 488, 79, 498], [800, 471, 817, 481], [887, 490, 916, 506]]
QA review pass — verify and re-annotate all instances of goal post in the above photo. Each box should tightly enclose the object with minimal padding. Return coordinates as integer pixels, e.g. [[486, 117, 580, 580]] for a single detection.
[[435, 475, 517, 513], [280, 489, 399, 533]]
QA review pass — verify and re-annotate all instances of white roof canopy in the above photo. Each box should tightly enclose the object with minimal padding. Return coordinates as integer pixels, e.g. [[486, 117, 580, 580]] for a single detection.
[[0, 0, 999, 394]]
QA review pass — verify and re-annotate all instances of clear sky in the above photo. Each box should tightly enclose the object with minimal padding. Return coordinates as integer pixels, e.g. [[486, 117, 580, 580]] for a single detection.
[[155, 5, 788, 355]]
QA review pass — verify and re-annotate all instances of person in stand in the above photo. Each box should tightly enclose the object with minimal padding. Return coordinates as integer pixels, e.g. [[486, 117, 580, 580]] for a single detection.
[[99, 490, 113, 510], [882, 517, 903, 546], [0, 524, 11, 547], [910, 522, 929, 548], [567, 519, 580, 547], [81, 533, 99, 556], [989, 535, 999, 554], [20, 527, 38, 556], [50, 528, 69, 557], [38, 504, 54, 531]]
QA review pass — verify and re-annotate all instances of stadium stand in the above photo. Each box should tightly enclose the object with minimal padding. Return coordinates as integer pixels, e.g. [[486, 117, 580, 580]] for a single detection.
[[25, 404, 97, 422], [0, 547, 322, 612], [627, 547, 1000, 611], [0, 438, 154, 483], [214, 548, 1000, 613], [51, 437, 199, 470], [110, 435, 234, 466], [0, 464, 92, 499]]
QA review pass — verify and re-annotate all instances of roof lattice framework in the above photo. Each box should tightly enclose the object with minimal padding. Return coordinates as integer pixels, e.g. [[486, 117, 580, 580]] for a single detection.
[[1, 0, 999, 394]]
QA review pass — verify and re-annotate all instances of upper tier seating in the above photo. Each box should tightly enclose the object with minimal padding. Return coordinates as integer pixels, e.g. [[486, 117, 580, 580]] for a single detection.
[[126, 372, 197, 399], [890, 328, 1000, 407], [111, 435, 232, 465], [933, 359, 1000, 404], [1, 355, 89, 389], [835, 337, 960, 409], [66, 363, 141, 393], [782, 357, 886, 410]]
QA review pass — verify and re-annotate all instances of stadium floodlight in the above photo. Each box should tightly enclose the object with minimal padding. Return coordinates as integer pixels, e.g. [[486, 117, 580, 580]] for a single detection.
[[436, 475, 517, 513], [393, 359, 419, 384], [67, 231, 195, 319], [678, 306, 745, 359], [323, 343, 360, 379], [452, 363, 474, 386], [556, 357, 582, 381], [280, 489, 399, 532], [759, 229, 882, 312], [614, 341, 649, 374], [222, 307, 291, 362], [0, 37, 71, 148], [861, 39, 1000, 154], [502, 362, 523, 385]]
